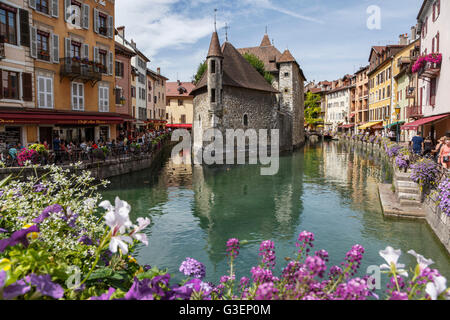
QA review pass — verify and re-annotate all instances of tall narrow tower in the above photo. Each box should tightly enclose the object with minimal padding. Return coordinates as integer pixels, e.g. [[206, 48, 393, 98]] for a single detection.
[[206, 32, 224, 129]]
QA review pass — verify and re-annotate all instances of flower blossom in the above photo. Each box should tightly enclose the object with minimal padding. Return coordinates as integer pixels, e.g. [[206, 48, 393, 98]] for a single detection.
[[379, 246, 408, 277]]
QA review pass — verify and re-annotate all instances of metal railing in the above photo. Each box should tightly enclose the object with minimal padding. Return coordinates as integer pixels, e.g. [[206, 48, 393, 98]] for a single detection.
[[60, 57, 104, 82]]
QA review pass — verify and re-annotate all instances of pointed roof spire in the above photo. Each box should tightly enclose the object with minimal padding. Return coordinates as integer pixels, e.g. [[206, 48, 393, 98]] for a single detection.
[[207, 32, 223, 58], [278, 49, 296, 63], [260, 34, 272, 47]]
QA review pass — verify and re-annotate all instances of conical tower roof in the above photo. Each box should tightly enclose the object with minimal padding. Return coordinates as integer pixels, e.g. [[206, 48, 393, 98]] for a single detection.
[[278, 49, 296, 63], [207, 32, 223, 58], [260, 34, 272, 47]]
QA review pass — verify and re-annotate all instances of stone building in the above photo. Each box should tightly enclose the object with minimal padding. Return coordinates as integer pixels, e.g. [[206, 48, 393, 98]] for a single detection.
[[191, 31, 306, 153]]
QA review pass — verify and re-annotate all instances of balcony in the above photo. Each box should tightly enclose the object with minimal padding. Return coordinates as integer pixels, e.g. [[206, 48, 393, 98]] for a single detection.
[[60, 57, 103, 86], [397, 56, 411, 68], [0, 36, 5, 60], [406, 105, 423, 119], [418, 62, 441, 80]]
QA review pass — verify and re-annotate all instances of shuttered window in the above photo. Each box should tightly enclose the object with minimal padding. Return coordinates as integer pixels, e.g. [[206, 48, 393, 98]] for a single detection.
[[0, 70, 20, 100], [72, 82, 84, 110], [37, 76, 53, 108], [19, 9, 30, 47], [22, 73, 32, 101], [98, 85, 109, 112]]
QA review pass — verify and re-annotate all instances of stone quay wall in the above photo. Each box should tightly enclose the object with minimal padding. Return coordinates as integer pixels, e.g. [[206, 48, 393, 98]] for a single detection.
[[342, 138, 450, 254]]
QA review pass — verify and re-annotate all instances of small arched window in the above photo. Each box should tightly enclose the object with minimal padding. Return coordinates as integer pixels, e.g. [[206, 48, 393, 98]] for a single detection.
[[243, 114, 248, 126]]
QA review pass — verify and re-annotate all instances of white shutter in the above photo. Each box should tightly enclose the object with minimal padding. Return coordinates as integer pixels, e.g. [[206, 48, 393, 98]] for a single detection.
[[29, 0, 36, 10], [46, 78, 53, 108], [108, 51, 113, 76], [52, 34, 59, 63], [99, 86, 103, 111], [82, 4, 90, 29], [51, 0, 59, 18], [94, 47, 99, 63], [108, 15, 114, 38], [72, 82, 77, 109], [104, 87, 109, 112], [65, 38, 71, 58], [64, 0, 70, 21], [93, 9, 99, 33], [30, 26, 37, 58], [38, 77, 45, 108], [82, 44, 89, 60], [79, 84, 84, 110]]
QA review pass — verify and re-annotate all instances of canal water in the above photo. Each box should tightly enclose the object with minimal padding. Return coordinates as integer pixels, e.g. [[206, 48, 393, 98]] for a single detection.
[[103, 141, 450, 291]]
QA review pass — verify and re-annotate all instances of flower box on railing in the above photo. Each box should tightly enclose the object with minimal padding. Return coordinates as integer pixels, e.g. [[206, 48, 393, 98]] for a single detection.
[[412, 53, 442, 79]]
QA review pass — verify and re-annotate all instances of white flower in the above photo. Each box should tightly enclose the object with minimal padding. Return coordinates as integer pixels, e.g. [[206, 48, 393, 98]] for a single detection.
[[83, 198, 96, 211], [379, 246, 408, 277], [130, 217, 151, 246], [109, 234, 133, 255], [425, 276, 448, 300], [408, 250, 434, 271], [99, 197, 132, 235]]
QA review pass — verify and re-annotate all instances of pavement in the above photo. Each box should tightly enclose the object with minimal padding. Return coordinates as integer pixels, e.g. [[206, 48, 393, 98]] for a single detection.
[[378, 183, 426, 219]]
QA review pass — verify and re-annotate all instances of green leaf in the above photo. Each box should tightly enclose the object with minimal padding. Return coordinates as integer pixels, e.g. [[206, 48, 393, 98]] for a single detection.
[[87, 267, 114, 280]]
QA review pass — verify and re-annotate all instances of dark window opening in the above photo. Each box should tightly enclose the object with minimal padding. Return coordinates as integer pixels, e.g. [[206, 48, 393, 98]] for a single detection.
[[37, 31, 50, 61], [0, 7, 17, 45], [243, 114, 248, 126], [211, 89, 216, 103], [211, 60, 216, 74]]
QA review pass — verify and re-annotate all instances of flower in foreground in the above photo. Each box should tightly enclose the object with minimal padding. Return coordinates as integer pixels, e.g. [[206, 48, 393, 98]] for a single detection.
[[179, 257, 206, 280], [27, 274, 64, 299], [379, 246, 408, 277], [0, 225, 39, 252], [408, 250, 434, 272], [425, 276, 448, 300], [129, 217, 151, 246], [100, 197, 133, 254]]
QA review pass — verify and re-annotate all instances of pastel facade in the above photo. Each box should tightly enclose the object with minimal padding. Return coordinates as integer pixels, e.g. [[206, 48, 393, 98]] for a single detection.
[[147, 68, 168, 129], [166, 81, 194, 128]]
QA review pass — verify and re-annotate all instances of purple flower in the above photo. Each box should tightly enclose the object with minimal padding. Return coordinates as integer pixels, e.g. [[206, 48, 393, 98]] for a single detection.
[[27, 274, 64, 299], [0, 270, 6, 287], [90, 287, 116, 300], [33, 204, 63, 224], [255, 282, 279, 300], [2, 279, 31, 300], [250, 266, 273, 284], [342, 244, 365, 277], [296, 231, 314, 255], [226, 238, 240, 259], [124, 278, 155, 300], [390, 291, 408, 300], [259, 240, 276, 269], [179, 257, 206, 280], [437, 178, 450, 217], [0, 225, 39, 252], [305, 256, 327, 278], [78, 235, 93, 246], [0, 228, 8, 233], [173, 279, 212, 300], [32, 183, 47, 194]]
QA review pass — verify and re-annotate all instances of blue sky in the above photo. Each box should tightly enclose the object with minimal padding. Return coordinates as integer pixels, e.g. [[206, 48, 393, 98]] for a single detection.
[[116, 0, 423, 83]]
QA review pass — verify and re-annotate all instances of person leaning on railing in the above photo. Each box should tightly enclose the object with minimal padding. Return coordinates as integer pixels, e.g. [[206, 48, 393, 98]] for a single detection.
[[439, 137, 450, 170]]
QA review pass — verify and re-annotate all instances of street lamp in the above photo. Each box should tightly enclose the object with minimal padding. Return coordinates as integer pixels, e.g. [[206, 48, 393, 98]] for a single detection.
[[394, 105, 401, 142]]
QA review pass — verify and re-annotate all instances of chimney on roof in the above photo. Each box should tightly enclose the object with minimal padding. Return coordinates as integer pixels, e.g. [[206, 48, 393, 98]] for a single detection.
[[410, 26, 417, 42], [117, 26, 125, 39], [177, 80, 181, 86], [157, 67, 161, 75], [399, 34, 408, 45], [130, 39, 136, 49]]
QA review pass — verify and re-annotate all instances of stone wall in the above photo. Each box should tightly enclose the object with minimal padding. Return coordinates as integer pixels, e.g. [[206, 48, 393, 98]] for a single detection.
[[424, 196, 450, 253], [343, 138, 450, 254]]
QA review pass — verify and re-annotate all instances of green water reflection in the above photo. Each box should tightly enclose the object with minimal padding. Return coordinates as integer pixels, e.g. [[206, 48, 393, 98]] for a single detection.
[[103, 141, 450, 290]]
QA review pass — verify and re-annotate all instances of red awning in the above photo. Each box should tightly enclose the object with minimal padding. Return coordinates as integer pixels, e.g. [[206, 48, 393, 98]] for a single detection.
[[339, 124, 354, 129], [0, 111, 125, 125], [401, 114, 449, 131], [166, 124, 192, 129]]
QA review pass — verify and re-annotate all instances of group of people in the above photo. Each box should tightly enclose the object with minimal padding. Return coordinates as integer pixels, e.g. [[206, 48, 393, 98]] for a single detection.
[[1, 128, 171, 166], [410, 133, 450, 169]]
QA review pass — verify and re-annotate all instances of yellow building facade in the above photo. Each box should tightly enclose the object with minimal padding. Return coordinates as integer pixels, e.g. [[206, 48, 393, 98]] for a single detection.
[[0, 0, 124, 147]]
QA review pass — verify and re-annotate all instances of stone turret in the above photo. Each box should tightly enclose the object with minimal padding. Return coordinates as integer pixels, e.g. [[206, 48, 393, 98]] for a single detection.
[[206, 32, 224, 128], [278, 49, 305, 148]]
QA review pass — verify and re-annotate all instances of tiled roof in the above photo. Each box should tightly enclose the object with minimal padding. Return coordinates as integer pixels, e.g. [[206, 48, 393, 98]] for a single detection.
[[237, 36, 282, 73], [207, 32, 223, 58], [166, 82, 195, 97], [193, 36, 279, 95], [260, 34, 272, 47], [278, 49, 296, 64]]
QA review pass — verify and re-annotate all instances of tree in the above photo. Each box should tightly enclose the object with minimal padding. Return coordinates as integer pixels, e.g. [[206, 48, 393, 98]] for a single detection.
[[304, 91, 324, 128], [243, 53, 273, 85], [193, 61, 207, 84]]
